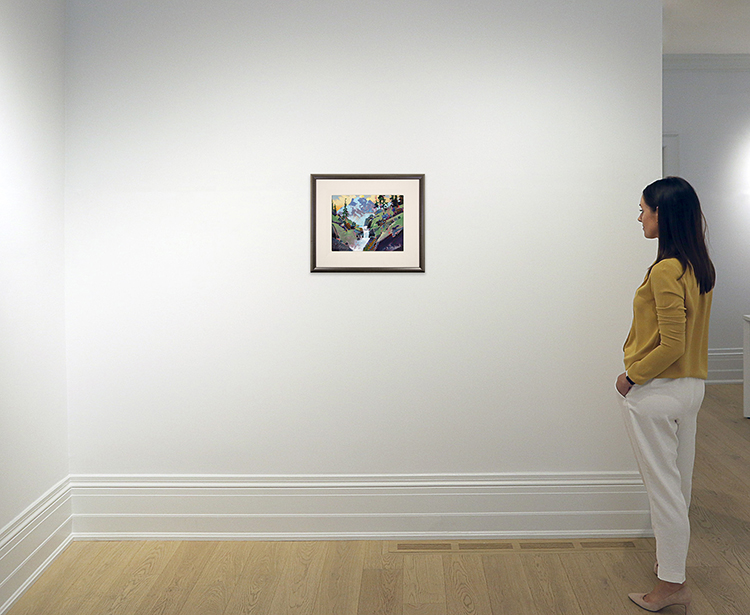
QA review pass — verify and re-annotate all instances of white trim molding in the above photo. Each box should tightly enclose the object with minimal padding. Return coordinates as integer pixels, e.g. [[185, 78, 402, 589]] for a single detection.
[[708, 348, 744, 384], [663, 54, 750, 71], [744, 316, 749, 417], [69, 473, 651, 541], [1, 472, 651, 613], [0, 479, 73, 614]]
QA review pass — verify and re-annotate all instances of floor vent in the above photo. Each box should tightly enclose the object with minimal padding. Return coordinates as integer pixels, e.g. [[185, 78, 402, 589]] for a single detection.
[[395, 543, 452, 551], [519, 542, 576, 550], [458, 542, 514, 551], [391, 538, 652, 554], [580, 541, 637, 550]]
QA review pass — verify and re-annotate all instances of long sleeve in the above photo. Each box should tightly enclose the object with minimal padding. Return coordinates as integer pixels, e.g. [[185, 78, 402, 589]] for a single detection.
[[626, 261, 686, 383]]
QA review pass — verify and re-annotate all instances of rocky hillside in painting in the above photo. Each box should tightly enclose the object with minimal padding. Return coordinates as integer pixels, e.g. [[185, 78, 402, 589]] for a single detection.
[[362, 205, 404, 251]]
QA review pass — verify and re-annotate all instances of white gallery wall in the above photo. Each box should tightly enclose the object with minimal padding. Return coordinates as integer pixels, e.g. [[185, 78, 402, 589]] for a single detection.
[[0, 0, 70, 608], [663, 55, 750, 383], [0, 0, 68, 544], [63, 0, 663, 538]]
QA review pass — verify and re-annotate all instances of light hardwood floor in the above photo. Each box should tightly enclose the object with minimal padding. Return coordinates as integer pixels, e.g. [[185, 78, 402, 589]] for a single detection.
[[7, 384, 749, 615]]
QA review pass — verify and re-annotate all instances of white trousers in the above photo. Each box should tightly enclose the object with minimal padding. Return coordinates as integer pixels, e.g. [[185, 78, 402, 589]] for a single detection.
[[621, 377, 705, 584]]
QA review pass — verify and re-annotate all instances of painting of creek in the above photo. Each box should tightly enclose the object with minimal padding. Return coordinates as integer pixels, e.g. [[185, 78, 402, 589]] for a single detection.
[[331, 194, 404, 251]]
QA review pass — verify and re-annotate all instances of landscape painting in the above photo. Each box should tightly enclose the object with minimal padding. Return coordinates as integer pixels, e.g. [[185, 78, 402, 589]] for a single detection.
[[310, 174, 424, 273], [331, 194, 404, 251]]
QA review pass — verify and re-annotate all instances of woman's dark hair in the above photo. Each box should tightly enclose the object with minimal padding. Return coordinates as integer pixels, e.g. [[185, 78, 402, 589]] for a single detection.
[[642, 176, 715, 294]]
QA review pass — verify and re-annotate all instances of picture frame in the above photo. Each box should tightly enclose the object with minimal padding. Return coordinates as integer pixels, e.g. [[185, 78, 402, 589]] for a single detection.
[[310, 174, 425, 273]]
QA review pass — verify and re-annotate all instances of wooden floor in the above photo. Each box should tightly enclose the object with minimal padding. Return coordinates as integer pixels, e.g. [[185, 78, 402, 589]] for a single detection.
[[7, 384, 750, 615]]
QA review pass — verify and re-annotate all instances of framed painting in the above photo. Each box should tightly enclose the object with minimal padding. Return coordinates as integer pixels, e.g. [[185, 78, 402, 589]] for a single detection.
[[310, 174, 425, 272]]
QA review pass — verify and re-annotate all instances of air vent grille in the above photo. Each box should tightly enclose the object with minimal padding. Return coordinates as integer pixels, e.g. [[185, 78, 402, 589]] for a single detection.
[[391, 538, 651, 554]]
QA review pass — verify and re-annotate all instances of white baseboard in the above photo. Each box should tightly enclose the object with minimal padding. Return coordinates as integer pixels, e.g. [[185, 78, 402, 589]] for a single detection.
[[708, 348, 743, 384], [1, 472, 650, 612], [69, 473, 651, 541], [0, 479, 73, 615]]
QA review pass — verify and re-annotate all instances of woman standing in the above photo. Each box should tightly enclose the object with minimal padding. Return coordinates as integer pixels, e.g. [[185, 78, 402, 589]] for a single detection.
[[616, 177, 715, 613]]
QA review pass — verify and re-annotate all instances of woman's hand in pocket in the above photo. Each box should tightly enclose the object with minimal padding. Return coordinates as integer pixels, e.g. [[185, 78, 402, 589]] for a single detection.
[[616, 372, 633, 397]]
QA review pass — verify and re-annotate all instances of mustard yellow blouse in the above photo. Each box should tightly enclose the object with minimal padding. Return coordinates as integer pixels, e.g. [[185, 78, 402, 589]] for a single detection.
[[623, 258, 712, 384]]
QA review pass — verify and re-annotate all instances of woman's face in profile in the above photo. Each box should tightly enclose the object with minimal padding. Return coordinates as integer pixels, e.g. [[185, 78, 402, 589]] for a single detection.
[[638, 196, 659, 239]]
